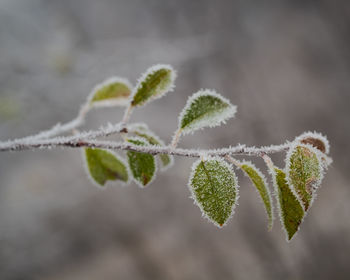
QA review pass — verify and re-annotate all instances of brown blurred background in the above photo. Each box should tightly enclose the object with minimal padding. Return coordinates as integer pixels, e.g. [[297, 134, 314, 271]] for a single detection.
[[0, 0, 349, 279]]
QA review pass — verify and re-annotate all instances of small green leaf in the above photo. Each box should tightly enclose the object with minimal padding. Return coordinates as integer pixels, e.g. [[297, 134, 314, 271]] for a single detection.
[[240, 161, 274, 230], [131, 64, 176, 107], [84, 148, 129, 187], [89, 77, 132, 107], [129, 123, 173, 170], [286, 144, 322, 211], [126, 137, 156, 187], [178, 90, 236, 135], [189, 157, 238, 227], [273, 168, 305, 241]]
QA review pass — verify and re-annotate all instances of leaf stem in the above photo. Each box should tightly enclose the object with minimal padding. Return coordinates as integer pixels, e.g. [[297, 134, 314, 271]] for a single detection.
[[262, 154, 275, 170], [121, 104, 133, 127], [225, 155, 242, 168], [170, 128, 182, 149]]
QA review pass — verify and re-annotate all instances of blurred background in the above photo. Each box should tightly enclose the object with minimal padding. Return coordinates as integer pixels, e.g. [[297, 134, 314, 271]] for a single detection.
[[0, 0, 349, 279]]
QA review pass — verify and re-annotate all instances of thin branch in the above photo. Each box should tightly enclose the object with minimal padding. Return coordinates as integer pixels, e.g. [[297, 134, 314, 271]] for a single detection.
[[19, 102, 91, 142], [0, 131, 290, 156], [0, 122, 123, 149]]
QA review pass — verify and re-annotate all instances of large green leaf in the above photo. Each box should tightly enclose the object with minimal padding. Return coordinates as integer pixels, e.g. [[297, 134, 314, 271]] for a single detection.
[[89, 77, 132, 107], [178, 90, 236, 134], [131, 64, 176, 107], [84, 148, 129, 187], [286, 144, 322, 211], [129, 123, 173, 170], [240, 161, 273, 230], [274, 168, 305, 241], [126, 137, 156, 187], [189, 157, 238, 227]]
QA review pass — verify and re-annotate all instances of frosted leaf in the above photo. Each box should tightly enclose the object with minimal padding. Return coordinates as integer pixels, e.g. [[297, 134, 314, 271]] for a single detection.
[[272, 167, 305, 241], [240, 161, 274, 230], [128, 123, 174, 170], [83, 148, 129, 187], [126, 137, 157, 187], [131, 64, 176, 107], [178, 90, 236, 135], [189, 156, 239, 227], [286, 143, 322, 211], [295, 131, 330, 154], [88, 77, 132, 107]]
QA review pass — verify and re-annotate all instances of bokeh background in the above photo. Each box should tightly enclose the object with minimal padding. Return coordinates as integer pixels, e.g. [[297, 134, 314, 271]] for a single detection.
[[0, 0, 349, 279]]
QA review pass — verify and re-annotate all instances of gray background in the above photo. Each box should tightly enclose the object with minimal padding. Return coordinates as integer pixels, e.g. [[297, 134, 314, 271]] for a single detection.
[[0, 0, 349, 279]]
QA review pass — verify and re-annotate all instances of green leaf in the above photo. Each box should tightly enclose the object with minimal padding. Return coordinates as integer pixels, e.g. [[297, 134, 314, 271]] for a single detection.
[[84, 148, 129, 187], [189, 157, 238, 227], [89, 77, 132, 107], [131, 64, 176, 107], [178, 90, 236, 134], [240, 161, 274, 230], [286, 144, 322, 211], [273, 168, 305, 241], [129, 123, 173, 170], [126, 137, 157, 187]]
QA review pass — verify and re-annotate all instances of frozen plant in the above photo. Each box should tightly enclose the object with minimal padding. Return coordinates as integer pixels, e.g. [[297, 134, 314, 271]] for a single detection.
[[0, 64, 332, 241]]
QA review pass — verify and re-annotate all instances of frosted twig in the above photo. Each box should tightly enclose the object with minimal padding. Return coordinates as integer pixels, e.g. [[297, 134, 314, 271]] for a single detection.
[[18, 102, 91, 142], [0, 130, 291, 157]]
